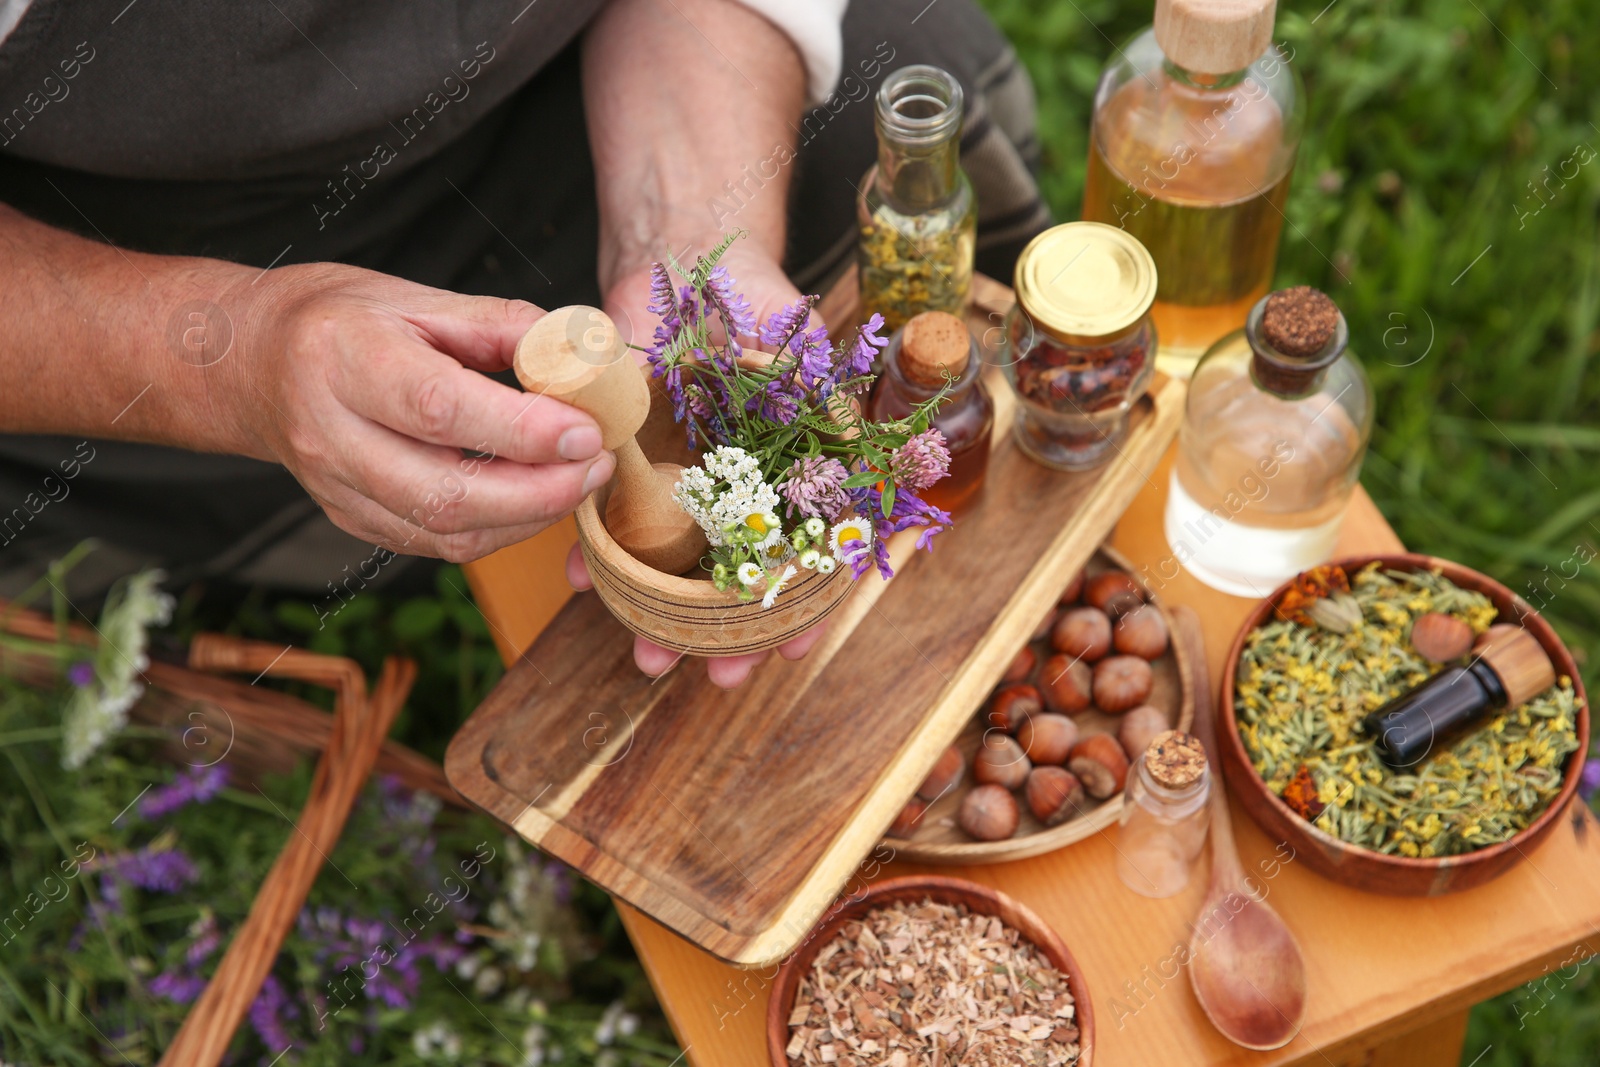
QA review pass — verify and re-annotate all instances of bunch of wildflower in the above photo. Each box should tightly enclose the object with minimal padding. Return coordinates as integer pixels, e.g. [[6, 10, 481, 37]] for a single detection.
[[646, 233, 955, 607], [61, 569, 175, 769]]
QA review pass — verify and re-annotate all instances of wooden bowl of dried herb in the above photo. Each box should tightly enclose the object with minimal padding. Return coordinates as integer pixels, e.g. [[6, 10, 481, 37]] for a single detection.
[[767, 875, 1094, 1067], [1218, 554, 1589, 896]]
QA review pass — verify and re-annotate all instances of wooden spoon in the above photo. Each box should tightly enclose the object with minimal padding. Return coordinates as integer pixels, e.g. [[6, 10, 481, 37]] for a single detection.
[[514, 306, 707, 575], [1172, 605, 1309, 1051]]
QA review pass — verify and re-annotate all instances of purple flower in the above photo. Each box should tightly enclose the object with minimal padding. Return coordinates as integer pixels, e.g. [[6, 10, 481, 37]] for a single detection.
[[67, 661, 95, 688], [646, 263, 676, 318], [248, 975, 297, 1055], [759, 297, 816, 348], [702, 265, 756, 338], [151, 971, 207, 1004], [888, 430, 951, 493], [94, 847, 200, 894], [843, 314, 889, 377], [140, 764, 229, 820], [746, 378, 801, 425], [848, 486, 953, 580], [1580, 756, 1600, 798], [778, 456, 851, 521]]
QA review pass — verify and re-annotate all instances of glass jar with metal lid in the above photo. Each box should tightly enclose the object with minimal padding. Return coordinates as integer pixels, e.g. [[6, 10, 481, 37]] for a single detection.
[[999, 222, 1159, 470]]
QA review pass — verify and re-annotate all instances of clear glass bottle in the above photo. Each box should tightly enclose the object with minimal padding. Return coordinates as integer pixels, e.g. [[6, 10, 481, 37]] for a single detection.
[[1116, 730, 1211, 898], [1166, 286, 1373, 597], [1080, 0, 1304, 378], [858, 64, 977, 334], [871, 311, 994, 513], [999, 222, 1158, 471]]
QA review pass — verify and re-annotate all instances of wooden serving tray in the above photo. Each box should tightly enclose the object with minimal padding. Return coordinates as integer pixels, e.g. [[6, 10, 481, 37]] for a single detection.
[[445, 273, 1187, 966]]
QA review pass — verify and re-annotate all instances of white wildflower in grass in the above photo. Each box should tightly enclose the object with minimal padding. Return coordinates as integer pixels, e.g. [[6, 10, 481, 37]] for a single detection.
[[762, 565, 798, 609], [828, 516, 874, 561], [817, 556, 837, 575], [61, 569, 175, 770], [736, 562, 762, 586]]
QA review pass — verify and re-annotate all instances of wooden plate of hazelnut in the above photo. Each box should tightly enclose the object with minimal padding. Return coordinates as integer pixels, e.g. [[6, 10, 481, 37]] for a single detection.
[[882, 546, 1194, 864]]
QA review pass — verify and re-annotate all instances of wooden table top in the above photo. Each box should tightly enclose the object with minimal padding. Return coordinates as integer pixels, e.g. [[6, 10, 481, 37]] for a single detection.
[[464, 446, 1600, 1067]]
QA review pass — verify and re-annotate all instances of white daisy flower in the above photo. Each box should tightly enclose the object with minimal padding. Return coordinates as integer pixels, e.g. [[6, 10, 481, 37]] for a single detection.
[[828, 516, 874, 561], [817, 556, 837, 575], [804, 517, 825, 539], [736, 562, 762, 586], [762, 565, 798, 609], [799, 548, 821, 570]]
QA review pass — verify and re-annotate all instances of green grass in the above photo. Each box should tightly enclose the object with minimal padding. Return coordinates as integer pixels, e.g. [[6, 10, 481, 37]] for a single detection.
[[976, 0, 1598, 1062]]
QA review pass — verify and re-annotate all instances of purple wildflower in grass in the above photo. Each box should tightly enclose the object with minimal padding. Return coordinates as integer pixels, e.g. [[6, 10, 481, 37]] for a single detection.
[[1580, 756, 1600, 798], [702, 265, 756, 338], [778, 456, 851, 521], [94, 846, 199, 894], [140, 763, 228, 820], [150, 971, 206, 1004], [67, 661, 95, 688], [759, 297, 815, 348], [248, 975, 297, 1055], [888, 430, 951, 493]]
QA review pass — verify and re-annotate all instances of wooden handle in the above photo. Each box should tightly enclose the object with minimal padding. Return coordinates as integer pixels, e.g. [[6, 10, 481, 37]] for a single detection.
[[513, 306, 650, 451]]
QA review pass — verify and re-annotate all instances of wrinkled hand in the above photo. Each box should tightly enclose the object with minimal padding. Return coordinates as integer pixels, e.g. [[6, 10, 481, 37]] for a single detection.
[[587, 244, 829, 687], [235, 263, 615, 562]]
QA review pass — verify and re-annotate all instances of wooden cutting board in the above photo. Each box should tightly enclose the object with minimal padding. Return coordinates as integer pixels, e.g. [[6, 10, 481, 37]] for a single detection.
[[445, 273, 1187, 966]]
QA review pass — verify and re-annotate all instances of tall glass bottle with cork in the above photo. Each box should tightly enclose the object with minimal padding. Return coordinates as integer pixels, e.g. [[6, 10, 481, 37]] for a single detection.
[[1081, 0, 1303, 378], [1166, 286, 1372, 597], [858, 65, 977, 334]]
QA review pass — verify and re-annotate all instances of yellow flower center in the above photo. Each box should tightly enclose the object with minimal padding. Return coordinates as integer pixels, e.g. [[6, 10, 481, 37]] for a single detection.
[[745, 514, 768, 535]]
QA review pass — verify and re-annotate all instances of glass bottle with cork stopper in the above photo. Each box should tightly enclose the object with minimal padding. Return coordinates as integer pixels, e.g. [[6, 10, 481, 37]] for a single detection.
[[1080, 0, 1303, 379], [998, 221, 1159, 471], [857, 64, 977, 334], [871, 310, 994, 514], [1166, 285, 1372, 597], [1117, 730, 1212, 898]]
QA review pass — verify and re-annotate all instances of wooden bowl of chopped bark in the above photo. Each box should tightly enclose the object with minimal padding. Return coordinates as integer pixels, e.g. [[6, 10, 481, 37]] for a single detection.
[[767, 875, 1093, 1067], [1219, 554, 1589, 896]]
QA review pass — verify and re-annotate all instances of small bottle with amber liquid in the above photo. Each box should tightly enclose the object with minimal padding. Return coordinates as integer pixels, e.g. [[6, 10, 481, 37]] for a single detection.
[[1081, 0, 1303, 378], [871, 310, 993, 513]]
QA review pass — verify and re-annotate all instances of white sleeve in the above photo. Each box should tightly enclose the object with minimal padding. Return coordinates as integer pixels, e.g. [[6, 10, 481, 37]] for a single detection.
[[730, 0, 848, 105]]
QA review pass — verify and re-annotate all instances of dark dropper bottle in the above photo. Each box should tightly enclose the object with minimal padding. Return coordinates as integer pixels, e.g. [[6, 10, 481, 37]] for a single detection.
[[1363, 625, 1555, 770]]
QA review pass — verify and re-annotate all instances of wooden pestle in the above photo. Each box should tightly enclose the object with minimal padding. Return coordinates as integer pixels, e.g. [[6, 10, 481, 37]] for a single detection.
[[513, 306, 707, 575]]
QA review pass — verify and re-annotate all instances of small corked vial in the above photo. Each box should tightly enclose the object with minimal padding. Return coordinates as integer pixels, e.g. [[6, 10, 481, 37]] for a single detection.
[[870, 310, 994, 513], [1116, 728, 1212, 898]]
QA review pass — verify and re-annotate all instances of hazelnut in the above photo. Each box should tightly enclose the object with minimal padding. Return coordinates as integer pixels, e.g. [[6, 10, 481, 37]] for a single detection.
[[1117, 704, 1170, 760], [1003, 645, 1038, 683], [1410, 612, 1473, 663], [1052, 606, 1112, 661], [973, 734, 1031, 789], [1113, 605, 1169, 660], [1039, 654, 1093, 714], [917, 743, 965, 802], [1083, 571, 1144, 618], [1068, 734, 1130, 799], [887, 798, 928, 838], [1031, 606, 1060, 643], [1093, 655, 1153, 714], [1060, 569, 1085, 605], [1016, 713, 1079, 765], [987, 683, 1043, 733], [959, 783, 1020, 841], [1026, 766, 1085, 826]]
